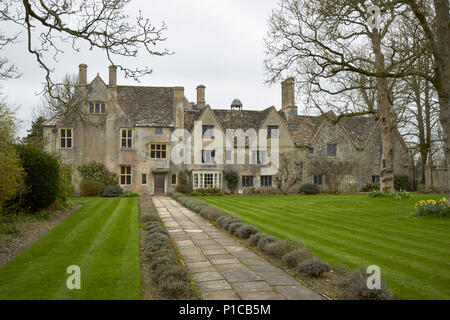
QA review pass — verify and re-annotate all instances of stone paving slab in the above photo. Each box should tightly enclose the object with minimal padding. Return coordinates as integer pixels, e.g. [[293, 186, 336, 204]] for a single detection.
[[152, 196, 324, 301]]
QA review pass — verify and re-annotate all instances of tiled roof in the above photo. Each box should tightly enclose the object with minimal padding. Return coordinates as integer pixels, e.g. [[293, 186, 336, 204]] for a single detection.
[[339, 116, 378, 149], [285, 114, 323, 146], [116, 86, 174, 127], [212, 108, 271, 130], [285, 113, 378, 147], [183, 110, 202, 131]]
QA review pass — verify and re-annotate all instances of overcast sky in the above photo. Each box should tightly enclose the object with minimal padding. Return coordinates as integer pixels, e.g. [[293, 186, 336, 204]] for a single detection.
[[1, 0, 291, 137]]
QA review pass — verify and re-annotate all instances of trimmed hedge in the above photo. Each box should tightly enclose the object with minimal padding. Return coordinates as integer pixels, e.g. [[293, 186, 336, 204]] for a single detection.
[[296, 258, 331, 278], [102, 185, 123, 197], [141, 201, 160, 223], [198, 206, 227, 221], [216, 215, 241, 230], [80, 179, 104, 197], [281, 248, 313, 268], [14, 145, 59, 211], [338, 269, 395, 300], [236, 225, 258, 239], [299, 183, 320, 194], [141, 204, 197, 300]]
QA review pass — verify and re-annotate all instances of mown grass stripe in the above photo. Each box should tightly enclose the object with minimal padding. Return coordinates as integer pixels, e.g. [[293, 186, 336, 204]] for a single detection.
[[195, 194, 450, 299], [0, 198, 141, 300]]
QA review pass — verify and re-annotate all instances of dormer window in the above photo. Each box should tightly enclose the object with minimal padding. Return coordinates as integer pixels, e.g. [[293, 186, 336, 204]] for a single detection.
[[89, 102, 106, 114]]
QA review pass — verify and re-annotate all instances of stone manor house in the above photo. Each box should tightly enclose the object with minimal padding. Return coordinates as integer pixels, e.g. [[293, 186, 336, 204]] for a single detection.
[[43, 64, 413, 195]]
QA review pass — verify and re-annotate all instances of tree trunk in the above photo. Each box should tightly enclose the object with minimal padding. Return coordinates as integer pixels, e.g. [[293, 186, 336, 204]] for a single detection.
[[372, 32, 396, 191], [433, 0, 450, 196]]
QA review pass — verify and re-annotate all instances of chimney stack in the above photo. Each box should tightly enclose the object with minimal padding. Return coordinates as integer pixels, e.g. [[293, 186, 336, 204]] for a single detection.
[[79, 63, 87, 86], [281, 77, 298, 124], [196, 85, 206, 109], [109, 65, 117, 87], [281, 77, 295, 109]]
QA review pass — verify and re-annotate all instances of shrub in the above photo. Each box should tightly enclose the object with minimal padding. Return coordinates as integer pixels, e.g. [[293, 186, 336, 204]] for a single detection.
[[224, 171, 239, 192], [171, 192, 184, 200], [154, 264, 195, 299], [260, 239, 300, 260], [248, 233, 263, 246], [190, 188, 222, 196], [394, 174, 410, 191], [281, 248, 313, 268], [145, 232, 170, 245], [144, 224, 169, 236], [144, 246, 173, 261], [156, 265, 189, 283], [299, 183, 320, 194], [228, 222, 242, 235], [176, 171, 190, 194], [56, 165, 74, 205], [414, 198, 449, 217], [102, 185, 123, 197], [175, 185, 189, 193], [150, 255, 178, 271], [80, 179, 104, 197], [216, 215, 241, 230], [141, 211, 160, 223], [157, 279, 195, 300], [0, 223, 20, 235], [256, 234, 277, 252], [15, 145, 59, 211], [181, 198, 208, 213], [0, 147, 25, 213], [77, 161, 118, 186], [120, 192, 140, 197], [338, 269, 395, 300], [296, 258, 331, 278], [198, 206, 226, 221], [362, 182, 380, 192], [149, 248, 177, 262], [143, 221, 161, 230], [236, 225, 259, 239]]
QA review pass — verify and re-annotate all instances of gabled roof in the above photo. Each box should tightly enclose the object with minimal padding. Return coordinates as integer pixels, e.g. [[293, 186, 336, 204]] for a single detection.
[[116, 86, 174, 127], [183, 109, 202, 131], [339, 116, 378, 149], [284, 113, 379, 149], [284, 114, 323, 146], [212, 108, 272, 131]]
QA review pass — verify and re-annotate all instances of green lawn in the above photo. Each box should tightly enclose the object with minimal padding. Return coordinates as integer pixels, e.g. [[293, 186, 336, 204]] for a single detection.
[[0, 198, 141, 299], [197, 194, 450, 300]]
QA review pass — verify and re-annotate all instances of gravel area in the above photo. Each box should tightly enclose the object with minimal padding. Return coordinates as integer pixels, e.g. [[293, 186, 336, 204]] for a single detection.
[[0, 204, 82, 268]]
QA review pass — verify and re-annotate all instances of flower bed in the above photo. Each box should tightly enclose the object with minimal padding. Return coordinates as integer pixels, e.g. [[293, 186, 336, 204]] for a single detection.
[[415, 198, 449, 217]]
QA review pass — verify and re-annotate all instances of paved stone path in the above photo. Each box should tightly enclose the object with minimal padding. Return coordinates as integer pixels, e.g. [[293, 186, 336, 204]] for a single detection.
[[151, 196, 324, 300]]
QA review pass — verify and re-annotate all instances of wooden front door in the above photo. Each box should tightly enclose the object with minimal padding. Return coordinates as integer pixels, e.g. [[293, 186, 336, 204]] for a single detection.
[[154, 174, 165, 195]]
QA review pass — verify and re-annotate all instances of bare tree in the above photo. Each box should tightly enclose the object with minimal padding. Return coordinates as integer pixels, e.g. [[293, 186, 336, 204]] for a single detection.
[[395, 0, 450, 195], [265, 0, 419, 191], [0, 0, 170, 111]]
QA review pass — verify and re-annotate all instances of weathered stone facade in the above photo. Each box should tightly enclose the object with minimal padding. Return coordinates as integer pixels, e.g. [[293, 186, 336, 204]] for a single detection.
[[43, 65, 412, 195]]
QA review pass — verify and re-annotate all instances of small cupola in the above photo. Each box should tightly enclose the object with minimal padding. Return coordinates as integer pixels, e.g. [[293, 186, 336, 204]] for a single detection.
[[231, 98, 243, 110]]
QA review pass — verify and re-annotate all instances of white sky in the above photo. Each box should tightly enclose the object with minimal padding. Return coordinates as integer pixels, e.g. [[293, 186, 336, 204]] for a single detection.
[[1, 0, 288, 137]]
